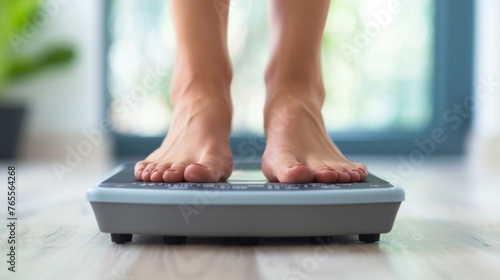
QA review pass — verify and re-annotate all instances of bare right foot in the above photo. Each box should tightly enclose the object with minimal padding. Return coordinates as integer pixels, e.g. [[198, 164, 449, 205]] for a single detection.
[[134, 76, 233, 183], [135, 0, 234, 183]]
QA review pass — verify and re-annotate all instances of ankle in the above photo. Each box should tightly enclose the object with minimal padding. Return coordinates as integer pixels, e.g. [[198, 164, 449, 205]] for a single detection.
[[265, 51, 322, 83], [265, 58, 324, 104], [170, 67, 232, 106], [175, 50, 233, 80], [264, 77, 325, 111]]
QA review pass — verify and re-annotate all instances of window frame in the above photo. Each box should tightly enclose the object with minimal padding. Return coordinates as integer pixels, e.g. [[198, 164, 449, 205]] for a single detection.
[[103, 0, 475, 158]]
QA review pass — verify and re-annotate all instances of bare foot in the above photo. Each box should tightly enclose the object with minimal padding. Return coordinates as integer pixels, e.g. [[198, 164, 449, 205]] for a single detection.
[[134, 77, 233, 183], [134, 0, 237, 182], [262, 84, 367, 183], [261, 0, 365, 183]]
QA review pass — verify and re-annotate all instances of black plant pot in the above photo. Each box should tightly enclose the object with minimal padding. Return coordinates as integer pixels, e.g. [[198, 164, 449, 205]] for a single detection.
[[0, 105, 26, 159]]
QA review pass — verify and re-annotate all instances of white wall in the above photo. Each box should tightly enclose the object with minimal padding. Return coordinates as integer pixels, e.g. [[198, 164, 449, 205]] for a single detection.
[[4, 0, 109, 160]]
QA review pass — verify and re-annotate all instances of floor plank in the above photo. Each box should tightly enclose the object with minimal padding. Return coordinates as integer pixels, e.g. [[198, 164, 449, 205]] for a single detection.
[[1, 157, 499, 280]]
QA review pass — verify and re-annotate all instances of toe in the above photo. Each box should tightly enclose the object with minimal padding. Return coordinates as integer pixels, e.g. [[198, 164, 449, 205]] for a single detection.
[[279, 164, 314, 183], [353, 162, 368, 180], [339, 163, 363, 182], [322, 162, 351, 183], [348, 170, 361, 182], [264, 151, 314, 183], [150, 163, 172, 182], [163, 162, 188, 182], [335, 170, 351, 183], [308, 161, 340, 183], [312, 165, 339, 183], [184, 163, 218, 183], [184, 152, 233, 183], [313, 168, 339, 183], [313, 161, 350, 183], [141, 163, 158, 182], [134, 161, 148, 180]]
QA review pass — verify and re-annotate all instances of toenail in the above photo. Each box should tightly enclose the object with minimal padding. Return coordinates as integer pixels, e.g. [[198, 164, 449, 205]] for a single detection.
[[152, 170, 158, 173], [136, 169, 143, 174]]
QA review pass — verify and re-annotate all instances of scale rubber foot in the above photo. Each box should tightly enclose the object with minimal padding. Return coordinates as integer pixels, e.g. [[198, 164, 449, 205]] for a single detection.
[[236, 237, 260, 246], [163, 236, 187, 245], [359, 234, 380, 243], [111, 233, 133, 243], [309, 236, 329, 245]]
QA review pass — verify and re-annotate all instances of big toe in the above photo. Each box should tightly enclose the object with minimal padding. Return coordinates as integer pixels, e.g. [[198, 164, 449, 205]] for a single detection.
[[263, 152, 314, 183], [184, 152, 233, 183], [278, 164, 315, 183], [183, 163, 217, 183]]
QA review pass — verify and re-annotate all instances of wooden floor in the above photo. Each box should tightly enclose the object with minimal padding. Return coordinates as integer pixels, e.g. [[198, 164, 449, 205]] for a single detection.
[[1, 156, 499, 280]]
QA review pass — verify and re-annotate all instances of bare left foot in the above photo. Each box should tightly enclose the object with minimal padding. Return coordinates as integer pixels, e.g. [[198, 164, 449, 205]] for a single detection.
[[262, 83, 367, 183], [261, 0, 366, 183]]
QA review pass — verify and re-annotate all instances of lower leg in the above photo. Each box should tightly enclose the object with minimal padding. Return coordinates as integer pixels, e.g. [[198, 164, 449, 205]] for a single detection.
[[263, 0, 367, 183], [135, 0, 234, 182]]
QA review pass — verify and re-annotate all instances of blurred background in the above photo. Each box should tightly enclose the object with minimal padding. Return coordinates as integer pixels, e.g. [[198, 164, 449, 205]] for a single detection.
[[0, 0, 499, 172]]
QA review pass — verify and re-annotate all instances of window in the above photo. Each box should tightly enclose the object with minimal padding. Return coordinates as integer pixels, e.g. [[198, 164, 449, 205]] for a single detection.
[[104, 0, 474, 157]]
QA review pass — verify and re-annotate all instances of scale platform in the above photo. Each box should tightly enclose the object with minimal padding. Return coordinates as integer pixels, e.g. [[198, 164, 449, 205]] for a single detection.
[[86, 163, 404, 245]]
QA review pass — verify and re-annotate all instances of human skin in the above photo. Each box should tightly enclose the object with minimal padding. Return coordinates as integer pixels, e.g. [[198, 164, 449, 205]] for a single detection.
[[135, 0, 367, 183]]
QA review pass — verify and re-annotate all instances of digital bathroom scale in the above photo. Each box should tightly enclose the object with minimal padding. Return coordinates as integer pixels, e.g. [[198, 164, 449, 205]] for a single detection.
[[86, 163, 405, 245]]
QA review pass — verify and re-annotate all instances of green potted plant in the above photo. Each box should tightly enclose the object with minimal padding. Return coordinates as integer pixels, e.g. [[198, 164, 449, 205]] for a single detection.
[[0, 0, 74, 159]]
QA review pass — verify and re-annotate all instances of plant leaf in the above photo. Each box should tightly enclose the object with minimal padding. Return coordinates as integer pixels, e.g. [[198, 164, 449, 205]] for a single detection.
[[7, 45, 75, 80]]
